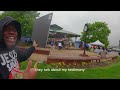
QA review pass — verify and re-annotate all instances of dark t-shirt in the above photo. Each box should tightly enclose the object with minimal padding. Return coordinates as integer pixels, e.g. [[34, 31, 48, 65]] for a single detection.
[[0, 46, 35, 79]]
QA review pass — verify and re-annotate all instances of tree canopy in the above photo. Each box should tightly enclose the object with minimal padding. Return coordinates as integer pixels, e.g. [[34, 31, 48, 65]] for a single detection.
[[0, 11, 40, 36], [80, 22, 111, 47]]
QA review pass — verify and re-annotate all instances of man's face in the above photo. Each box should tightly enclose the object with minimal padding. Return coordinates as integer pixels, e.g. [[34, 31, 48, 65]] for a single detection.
[[3, 24, 18, 49]]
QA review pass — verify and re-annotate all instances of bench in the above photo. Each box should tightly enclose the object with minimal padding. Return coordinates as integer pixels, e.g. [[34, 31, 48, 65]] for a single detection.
[[47, 55, 101, 66]]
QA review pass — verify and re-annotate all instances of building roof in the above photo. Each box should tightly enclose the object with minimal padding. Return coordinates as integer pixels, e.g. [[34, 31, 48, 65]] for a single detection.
[[49, 24, 80, 37]]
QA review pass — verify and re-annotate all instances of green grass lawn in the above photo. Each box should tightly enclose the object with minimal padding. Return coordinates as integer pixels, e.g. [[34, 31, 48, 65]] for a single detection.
[[20, 56, 120, 79]]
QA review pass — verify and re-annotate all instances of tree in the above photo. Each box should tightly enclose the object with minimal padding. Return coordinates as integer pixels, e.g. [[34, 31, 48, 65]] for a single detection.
[[80, 22, 111, 47], [0, 11, 40, 36]]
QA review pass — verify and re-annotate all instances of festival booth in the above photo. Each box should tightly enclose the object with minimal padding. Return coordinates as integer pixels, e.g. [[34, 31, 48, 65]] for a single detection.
[[90, 40, 105, 53], [90, 40, 104, 46]]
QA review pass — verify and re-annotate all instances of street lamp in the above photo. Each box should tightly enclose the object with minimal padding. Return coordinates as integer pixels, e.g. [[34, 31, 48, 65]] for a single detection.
[[83, 23, 88, 55], [80, 23, 89, 57], [83, 23, 88, 32]]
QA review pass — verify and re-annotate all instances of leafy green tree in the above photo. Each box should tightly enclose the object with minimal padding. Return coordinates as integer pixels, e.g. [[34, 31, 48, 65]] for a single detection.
[[0, 11, 40, 36], [80, 22, 111, 47]]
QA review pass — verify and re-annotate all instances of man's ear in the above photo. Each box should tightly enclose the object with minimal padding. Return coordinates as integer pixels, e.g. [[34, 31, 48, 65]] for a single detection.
[[17, 29, 21, 41]]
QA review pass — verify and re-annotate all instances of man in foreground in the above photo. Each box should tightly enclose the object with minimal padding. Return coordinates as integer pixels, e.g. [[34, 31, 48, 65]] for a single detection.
[[0, 16, 38, 79]]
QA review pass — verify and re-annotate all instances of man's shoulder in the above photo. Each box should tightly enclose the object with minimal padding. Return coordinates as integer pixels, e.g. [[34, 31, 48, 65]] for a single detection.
[[13, 46, 21, 51]]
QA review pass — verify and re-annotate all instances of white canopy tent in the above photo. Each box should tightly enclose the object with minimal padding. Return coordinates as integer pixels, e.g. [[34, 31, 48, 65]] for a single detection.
[[90, 40, 104, 46]]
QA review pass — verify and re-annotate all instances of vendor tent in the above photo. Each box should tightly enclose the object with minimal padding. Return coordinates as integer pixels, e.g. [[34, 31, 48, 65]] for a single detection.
[[90, 40, 104, 46]]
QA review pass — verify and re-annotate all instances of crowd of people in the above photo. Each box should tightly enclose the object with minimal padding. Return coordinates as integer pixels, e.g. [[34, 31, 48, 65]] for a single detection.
[[48, 38, 73, 50]]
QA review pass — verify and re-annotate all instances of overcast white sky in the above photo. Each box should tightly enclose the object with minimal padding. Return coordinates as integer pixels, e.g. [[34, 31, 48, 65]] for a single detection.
[[0, 11, 120, 46], [38, 11, 120, 46]]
